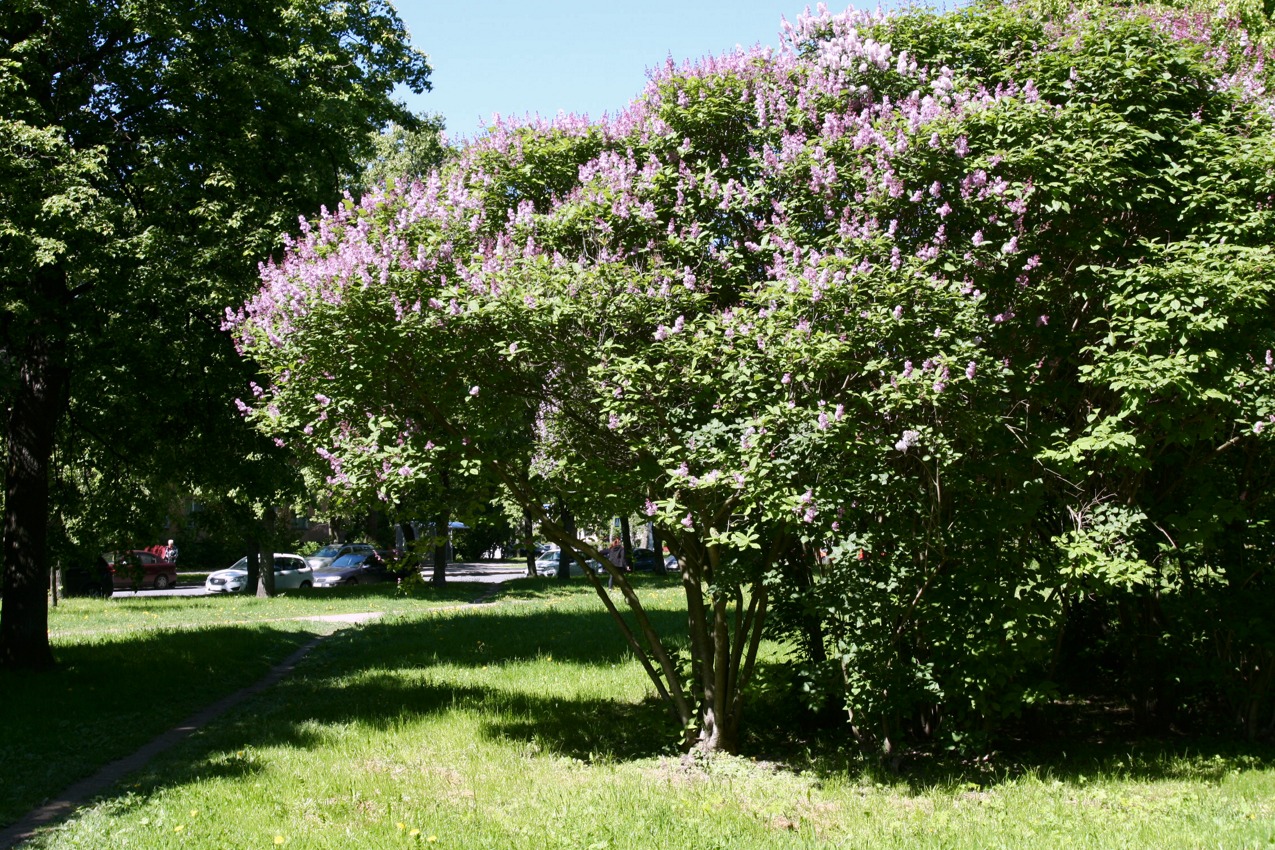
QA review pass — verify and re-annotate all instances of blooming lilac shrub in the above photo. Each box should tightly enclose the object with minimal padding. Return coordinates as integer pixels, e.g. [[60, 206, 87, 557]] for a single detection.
[[233, 0, 1275, 750]]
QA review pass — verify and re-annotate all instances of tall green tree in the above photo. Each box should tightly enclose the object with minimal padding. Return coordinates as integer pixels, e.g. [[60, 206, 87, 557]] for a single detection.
[[0, 0, 430, 669]]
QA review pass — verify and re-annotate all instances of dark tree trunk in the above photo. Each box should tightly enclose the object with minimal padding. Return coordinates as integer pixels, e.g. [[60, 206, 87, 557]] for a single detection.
[[256, 546, 275, 597], [256, 508, 276, 597], [1, 331, 70, 670], [557, 505, 574, 583], [619, 515, 633, 568], [431, 508, 449, 586], [245, 545, 261, 595], [523, 510, 536, 578], [652, 523, 667, 574]]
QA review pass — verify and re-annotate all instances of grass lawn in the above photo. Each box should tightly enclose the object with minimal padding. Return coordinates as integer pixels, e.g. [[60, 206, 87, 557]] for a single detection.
[[6, 577, 1275, 849]]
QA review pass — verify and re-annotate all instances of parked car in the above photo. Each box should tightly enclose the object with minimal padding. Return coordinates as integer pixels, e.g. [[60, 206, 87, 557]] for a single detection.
[[62, 559, 114, 597], [535, 548, 602, 578], [305, 542, 375, 571], [205, 553, 313, 593], [630, 548, 664, 572], [105, 550, 178, 590], [311, 552, 389, 587]]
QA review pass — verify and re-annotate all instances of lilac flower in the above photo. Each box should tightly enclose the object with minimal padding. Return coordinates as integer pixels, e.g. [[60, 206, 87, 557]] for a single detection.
[[818, 412, 829, 430], [972, 230, 986, 247], [933, 381, 946, 393], [835, 403, 845, 421], [895, 429, 920, 452], [681, 514, 694, 530], [234, 398, 251, 415], [903, 360, 914, 378], [934, 326, 942, 339], [892, 305, 903, 320], [645, 499, 659, 517], [676, 461, 689, 477], [399, 466, 412, 476], [607, 413, 621, 430], [966, 361, 977, 380], [1266, 349, 1273, 370], [782, 372, 792, 385], [654, 326, 670, 341], [315, 393, 331, 406], [1037, 315, 1050, 326], [1256, 422, 1265, 434], [273, 438, 285, 448], [469, 386, 480, 396], [954, 135, 969, 157]]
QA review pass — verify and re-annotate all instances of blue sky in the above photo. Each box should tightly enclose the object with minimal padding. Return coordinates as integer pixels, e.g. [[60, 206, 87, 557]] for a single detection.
[[390, 1, 842, 140]]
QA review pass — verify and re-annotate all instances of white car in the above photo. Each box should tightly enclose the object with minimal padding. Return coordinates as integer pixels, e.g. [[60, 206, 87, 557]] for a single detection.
[[205, 553, 314, 593], [535, 548, 602, 578]]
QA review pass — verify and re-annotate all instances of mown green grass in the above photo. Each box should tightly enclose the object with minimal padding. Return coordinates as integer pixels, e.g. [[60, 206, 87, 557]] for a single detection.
[[50, 581, 491, 638], [0, 582, 492, 825], [9, 579, 1275, 849]]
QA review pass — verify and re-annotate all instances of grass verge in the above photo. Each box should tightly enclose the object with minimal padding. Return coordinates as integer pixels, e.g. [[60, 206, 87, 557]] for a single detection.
[[8, 577, 1275, 849]]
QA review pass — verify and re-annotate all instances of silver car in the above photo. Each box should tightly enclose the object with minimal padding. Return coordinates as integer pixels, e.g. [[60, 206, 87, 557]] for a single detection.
[[305, 542, 375, 571], [205, 553, 314, 593]]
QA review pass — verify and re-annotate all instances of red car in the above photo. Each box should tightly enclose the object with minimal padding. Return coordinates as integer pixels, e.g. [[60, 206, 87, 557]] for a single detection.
[[105, 550, 178, 590]]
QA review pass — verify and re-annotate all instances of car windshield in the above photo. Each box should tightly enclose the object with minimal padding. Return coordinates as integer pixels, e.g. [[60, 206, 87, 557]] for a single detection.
[[329, 553, 366, 568], [313, 545, 342, 558]]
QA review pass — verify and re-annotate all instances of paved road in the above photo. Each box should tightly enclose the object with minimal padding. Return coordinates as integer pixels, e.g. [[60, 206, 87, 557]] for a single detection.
[[111, 561, 530, 598]]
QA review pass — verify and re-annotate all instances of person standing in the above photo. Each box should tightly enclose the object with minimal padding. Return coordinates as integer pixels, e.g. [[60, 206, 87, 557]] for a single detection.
[[603, 537, 625, 589]]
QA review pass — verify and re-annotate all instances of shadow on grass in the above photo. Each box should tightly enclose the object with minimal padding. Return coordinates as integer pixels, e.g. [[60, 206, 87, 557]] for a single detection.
[[122, 608, 687, 784], [738, 683, 1275, 792], [0, 625, 315, 828], [15, 592, 1275, 833]]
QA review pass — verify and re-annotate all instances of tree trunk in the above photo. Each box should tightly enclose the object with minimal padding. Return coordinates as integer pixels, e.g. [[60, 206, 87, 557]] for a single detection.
[[256, 544, 276, 597], [652, 523, 666, 575], [431, 508, 448, 585], [257, 509, 277, 597], [1, 331, 70, 670], [523, 511, 536, 578], [245, 547, 261, 595], [619, 515, 633, 568], [557, 505, 575, 583]]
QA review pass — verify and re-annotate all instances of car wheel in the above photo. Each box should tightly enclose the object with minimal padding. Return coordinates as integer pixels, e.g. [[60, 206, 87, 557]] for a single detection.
[[154, 574, 170, 590], [300, 581, 312, 589]]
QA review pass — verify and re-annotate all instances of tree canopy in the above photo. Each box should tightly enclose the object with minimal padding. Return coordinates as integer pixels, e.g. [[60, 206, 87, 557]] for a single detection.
[[237, 0, 1275, 752], [0, 0, 431, 668]]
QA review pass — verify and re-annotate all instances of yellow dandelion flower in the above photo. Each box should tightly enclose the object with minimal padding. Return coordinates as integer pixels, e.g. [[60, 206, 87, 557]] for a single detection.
[[274, 836, 286, 845], [174, 825, 184, 832], [190, 809, 199, 816], [409, 828, 420, 837], [427, 837, 438, 844], [397, 822, 406, 830]]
